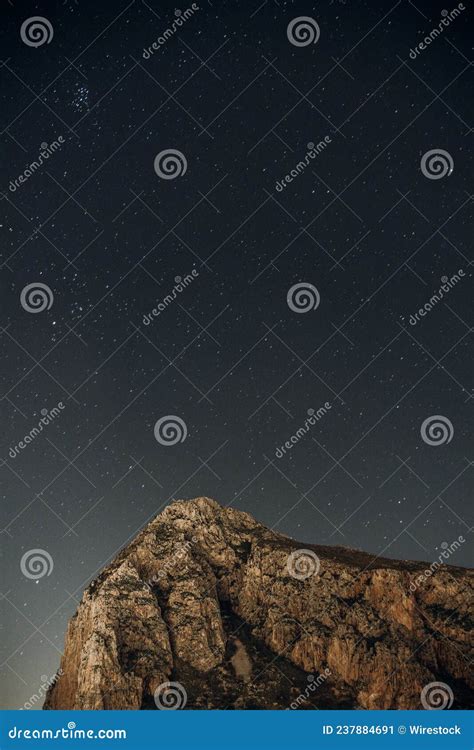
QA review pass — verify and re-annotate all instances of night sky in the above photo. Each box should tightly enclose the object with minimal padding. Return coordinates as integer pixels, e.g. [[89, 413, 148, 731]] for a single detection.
[[1, 0, 472, 710]]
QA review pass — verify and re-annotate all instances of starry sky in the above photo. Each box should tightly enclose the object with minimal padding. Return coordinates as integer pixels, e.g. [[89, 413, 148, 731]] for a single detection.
[[1, 0, 472, 710]]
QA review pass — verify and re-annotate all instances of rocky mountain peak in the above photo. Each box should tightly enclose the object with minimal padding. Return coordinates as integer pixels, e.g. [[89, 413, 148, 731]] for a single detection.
[[44, 497, 473, 710]]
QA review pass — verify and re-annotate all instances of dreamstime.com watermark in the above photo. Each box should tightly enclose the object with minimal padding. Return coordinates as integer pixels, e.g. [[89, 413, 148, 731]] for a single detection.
[[275, 136, 332, 192], [142, 270, 199, 325], [408, 5, 466, 60], [275, 403, 331, 458], [7, 402, 66, 459], [142, 5, 200, 59], [8, 138, 65, 192], [409, 535, 465, 593], [8, 724, 126, 740], [407, 270, 465, 326], [20, 671, 63, 710], [143, 537, 198, 586], [289, 669, 331, 709]]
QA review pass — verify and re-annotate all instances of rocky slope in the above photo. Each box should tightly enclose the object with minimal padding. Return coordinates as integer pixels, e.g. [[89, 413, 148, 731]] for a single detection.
[[44, 497, 473, 710]]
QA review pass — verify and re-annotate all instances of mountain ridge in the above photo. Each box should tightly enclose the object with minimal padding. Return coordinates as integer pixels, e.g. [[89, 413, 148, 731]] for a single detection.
[[44, 497, 473, 710]]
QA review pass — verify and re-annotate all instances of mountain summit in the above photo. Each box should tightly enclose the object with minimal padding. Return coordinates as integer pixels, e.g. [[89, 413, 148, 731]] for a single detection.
[[44, 497, 473, 710]]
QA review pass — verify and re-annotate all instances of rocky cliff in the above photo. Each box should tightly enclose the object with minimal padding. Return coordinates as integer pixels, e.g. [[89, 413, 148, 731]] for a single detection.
[[44, 497, 473, 710]]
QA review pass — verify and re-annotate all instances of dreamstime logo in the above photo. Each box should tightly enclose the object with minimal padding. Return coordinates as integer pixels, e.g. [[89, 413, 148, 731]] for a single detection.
[[275, 136, 332, 192], [154, 149, 187, 180], [287, 16, 320, 47], [420, 149, 454, 180], [9, 138, 65, 193], [20, 670, 63, 710], [20, 549, 54, 580], [8, 725, 126, 740], [20, 282, 54, 313], [420, 681, 454, 710], [420, 415, 454, 446], [275, 403, 331, 458], [407, 270, 465, 326], [409, 535, 465, 593], [142, 270, 199, 325], [154, 681, 188, 710], [409, 5, 466, 60], [143, 537, 198, 588], [154, 416, 188, 445], [143, 4, 200, 59], [290, 669, 332, 709], [287, 282, 320, 313], [287, 549, 320, 580], [8, 402, 66, 459], [20, 17, 54, 47]]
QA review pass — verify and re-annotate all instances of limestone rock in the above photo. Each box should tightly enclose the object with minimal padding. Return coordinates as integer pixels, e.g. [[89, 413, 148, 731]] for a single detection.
[[44, 497, 473, 710]]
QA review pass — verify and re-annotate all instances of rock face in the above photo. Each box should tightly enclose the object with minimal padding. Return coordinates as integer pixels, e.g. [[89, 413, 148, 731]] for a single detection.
[[44, 497, 473, 710]]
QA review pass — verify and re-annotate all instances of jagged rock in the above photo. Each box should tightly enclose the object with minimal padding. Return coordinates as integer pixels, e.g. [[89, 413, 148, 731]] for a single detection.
[[44, 497, 473, 710]]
